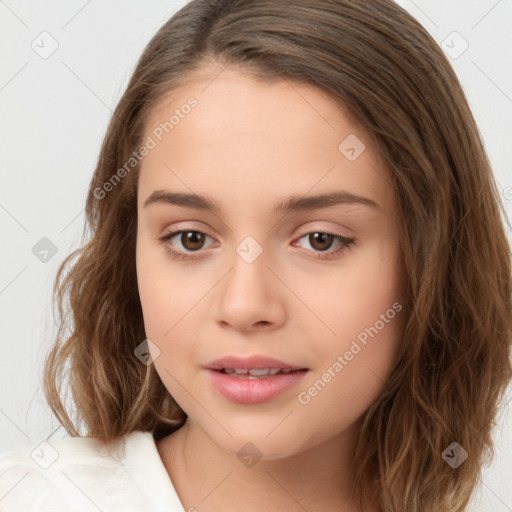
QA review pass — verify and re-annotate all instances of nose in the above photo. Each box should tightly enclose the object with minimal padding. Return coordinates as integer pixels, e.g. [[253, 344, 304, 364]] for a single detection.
[[214, 243, 287, 332]]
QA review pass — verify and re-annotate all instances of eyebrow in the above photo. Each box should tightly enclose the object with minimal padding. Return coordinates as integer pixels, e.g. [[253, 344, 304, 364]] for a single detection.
[[143, 189, 380, 215]]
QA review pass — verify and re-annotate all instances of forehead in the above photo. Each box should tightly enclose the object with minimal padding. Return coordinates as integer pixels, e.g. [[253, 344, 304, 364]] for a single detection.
[[138, 68, 394, 215], [144, 67, 369, 146]]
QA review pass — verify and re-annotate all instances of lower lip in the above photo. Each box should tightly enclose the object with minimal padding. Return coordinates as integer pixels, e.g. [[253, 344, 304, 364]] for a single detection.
[[207, 369, 308, 404]]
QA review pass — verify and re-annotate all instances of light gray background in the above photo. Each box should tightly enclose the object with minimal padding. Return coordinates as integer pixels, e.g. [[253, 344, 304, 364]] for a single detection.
[[1, 1, 511, 510]]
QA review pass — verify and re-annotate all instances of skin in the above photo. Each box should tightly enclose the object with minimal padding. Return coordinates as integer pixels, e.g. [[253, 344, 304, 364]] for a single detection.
[[135, 65, 407, 512]]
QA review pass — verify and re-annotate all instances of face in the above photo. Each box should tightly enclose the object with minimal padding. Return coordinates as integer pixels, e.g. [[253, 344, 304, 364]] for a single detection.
[[135, 67, 407, 459]]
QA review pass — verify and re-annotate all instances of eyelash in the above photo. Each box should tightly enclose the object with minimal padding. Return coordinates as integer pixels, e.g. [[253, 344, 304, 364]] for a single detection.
[[157, 229, 355, 261]]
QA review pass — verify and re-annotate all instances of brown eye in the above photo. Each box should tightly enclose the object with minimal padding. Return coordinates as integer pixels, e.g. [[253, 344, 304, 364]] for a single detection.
[[158, 229, 213, 258], [158, 229, 354, 261], [179, 231, 206, 251], [308, 232, 335, 251], [294, 231, 355, 260]]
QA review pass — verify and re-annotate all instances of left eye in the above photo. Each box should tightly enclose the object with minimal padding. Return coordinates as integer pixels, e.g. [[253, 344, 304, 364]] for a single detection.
[[294, 232, 354, 256], [157, 230, 354, 260]]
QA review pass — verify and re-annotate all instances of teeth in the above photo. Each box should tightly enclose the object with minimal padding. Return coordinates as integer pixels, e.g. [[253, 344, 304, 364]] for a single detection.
[[224, 368, 248, 374], [221, 367, 295, 378], [248, 368, 271, 376]]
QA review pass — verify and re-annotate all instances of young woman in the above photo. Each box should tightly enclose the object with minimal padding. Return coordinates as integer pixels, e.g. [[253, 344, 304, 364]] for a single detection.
[[1, 1, 510, 511]]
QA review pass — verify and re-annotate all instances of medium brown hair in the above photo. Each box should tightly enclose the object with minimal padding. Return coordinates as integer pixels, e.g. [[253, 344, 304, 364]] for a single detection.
[[43, 1, 512, 510]]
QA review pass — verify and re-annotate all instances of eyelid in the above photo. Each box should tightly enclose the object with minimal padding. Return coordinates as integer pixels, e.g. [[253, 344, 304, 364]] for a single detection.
[[159, 220, 353, 241], [157, 225, 355, 261]]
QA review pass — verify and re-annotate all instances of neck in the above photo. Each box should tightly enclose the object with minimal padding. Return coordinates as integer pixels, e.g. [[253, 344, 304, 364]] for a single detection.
[[157, 418, 369, 512]]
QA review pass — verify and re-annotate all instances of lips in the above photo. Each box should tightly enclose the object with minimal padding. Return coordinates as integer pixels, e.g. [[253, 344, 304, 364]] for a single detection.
[[205, 354, 308, 371], [207, 368, 309, 404]]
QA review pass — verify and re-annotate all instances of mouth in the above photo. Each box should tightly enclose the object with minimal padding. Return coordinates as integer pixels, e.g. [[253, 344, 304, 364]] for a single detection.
[[207, 367, 309, 404], [211, 368, 308, 379], [206, 354, 308, 374]]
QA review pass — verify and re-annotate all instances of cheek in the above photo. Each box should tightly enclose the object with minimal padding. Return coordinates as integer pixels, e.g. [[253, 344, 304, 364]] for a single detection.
[[135, 250, 197, 405], [297, 303, 405, 436], [294, 237, 404, 346], [135, 236, 204, 386], [296, 237, 405, 402], [136, 232, 194, 334]]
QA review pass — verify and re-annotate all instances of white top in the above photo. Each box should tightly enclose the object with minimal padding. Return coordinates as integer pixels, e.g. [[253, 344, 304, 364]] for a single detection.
[[0, 430, 185, 512]]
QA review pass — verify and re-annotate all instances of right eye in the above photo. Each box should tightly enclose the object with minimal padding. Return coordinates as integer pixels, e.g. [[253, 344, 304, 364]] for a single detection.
[[157, 230, 215, 259]]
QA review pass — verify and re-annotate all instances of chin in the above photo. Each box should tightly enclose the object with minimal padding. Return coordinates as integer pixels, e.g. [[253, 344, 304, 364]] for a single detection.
[[208, 428, 308, 462]]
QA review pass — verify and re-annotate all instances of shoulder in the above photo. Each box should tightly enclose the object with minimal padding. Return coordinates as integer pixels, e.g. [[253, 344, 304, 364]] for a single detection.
[[0, 430, 175, 512], [0, 430, 134, 466]]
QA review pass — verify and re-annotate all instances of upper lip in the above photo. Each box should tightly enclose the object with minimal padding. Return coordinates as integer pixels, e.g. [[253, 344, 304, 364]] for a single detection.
[[206, 355, 308, 371]]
